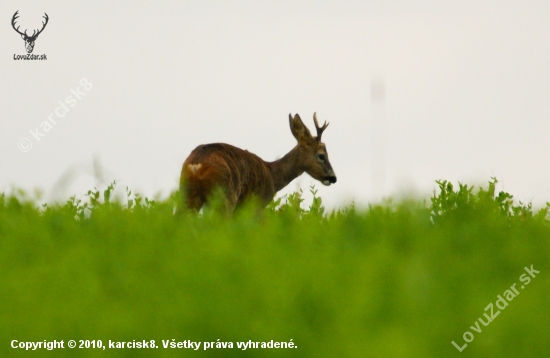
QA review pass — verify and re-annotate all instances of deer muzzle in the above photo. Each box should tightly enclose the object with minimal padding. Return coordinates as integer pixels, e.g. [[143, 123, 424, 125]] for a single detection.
[[25, 40, 35, 53], [322, 175, 337, 186]]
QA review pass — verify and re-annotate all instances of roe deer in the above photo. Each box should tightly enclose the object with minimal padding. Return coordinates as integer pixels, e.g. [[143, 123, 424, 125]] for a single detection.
[[178, 113, 337, 214]]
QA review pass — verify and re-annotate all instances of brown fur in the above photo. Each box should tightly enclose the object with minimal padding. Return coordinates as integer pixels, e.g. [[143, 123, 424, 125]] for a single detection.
[[178, 113, 337, 214]]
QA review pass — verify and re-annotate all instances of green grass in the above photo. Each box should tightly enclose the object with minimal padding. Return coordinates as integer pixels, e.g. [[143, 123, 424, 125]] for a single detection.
[[1, 179, 549, 357]]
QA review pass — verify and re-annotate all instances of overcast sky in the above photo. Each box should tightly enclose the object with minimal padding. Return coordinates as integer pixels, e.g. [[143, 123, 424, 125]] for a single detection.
[[1, 1, 550, 209]]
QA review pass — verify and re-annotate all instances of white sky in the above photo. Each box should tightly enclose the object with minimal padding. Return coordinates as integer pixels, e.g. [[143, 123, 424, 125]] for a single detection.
[[1, 1, 550, 209]]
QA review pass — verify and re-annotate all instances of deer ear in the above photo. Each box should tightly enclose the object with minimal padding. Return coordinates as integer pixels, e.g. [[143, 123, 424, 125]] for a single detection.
[[289, 114, 313, 144]]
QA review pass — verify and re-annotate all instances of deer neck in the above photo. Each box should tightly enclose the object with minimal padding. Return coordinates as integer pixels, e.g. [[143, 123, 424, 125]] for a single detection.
[[267, 146, 305, 193]]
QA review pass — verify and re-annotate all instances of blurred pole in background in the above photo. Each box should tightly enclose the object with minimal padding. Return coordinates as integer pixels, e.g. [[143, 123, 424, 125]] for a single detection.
[[370, 79, 386, 201]]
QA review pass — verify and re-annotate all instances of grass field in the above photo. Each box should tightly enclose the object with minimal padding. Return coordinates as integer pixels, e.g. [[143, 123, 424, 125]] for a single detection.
[[1, 179, 549, 357]]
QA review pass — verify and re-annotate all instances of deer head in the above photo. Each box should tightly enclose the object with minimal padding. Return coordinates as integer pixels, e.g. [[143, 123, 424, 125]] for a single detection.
[[289, 112, 337, 186], [12, 11, 49, 53]]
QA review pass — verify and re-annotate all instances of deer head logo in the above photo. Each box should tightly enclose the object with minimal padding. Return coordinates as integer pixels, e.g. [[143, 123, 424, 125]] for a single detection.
[[11, 11, 49, 54]]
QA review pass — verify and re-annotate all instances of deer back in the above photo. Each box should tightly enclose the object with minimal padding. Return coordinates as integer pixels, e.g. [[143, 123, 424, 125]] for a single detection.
[[181, 143, 275, 209]]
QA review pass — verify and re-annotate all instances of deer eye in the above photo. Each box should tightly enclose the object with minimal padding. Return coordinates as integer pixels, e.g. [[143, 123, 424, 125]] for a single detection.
[[317, 154, 325, 161]]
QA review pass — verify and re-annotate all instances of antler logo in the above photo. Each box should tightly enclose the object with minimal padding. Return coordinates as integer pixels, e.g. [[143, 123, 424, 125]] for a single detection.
[[11, 10, 49, 54]]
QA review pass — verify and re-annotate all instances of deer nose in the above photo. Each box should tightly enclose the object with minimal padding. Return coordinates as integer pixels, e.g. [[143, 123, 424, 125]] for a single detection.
[[328, 176, 337, 184]]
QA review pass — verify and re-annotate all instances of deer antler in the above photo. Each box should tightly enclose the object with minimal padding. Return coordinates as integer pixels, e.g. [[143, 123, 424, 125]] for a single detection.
[[12, 11, 48, 39], [11, 11, 25, 37], [313, 112, 329, 142], [33, 13, 49, 38]]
